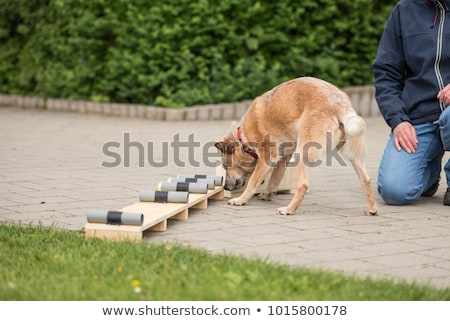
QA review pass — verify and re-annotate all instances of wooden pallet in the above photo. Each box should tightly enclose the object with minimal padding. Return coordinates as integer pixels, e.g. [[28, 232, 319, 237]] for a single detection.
[[85, 186, 224, 242]]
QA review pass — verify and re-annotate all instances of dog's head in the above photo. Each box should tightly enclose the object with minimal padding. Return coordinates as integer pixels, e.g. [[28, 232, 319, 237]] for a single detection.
[[215, 122, 258, 191]]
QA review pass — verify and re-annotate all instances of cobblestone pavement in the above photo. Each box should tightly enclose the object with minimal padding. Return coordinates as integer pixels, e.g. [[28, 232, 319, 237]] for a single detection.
[[1, 107, 449, 289]]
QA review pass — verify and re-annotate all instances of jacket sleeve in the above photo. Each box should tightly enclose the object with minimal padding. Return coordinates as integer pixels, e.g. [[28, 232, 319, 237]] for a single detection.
[[372, 6, 410, 130]]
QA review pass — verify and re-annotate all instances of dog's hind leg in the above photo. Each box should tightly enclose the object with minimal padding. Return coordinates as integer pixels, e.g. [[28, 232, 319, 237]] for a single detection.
[[351, 160, 378, 215], [277, 159, 310, 215], [277, 136, 318, 215], [340, 135, 378, 215], [258, 155, 291, 201]]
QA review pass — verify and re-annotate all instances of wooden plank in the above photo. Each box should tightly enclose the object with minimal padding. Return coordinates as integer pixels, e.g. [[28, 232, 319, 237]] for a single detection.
[[171, 208, 188, 221], [85, 229, 142, 242], [149, 220, 167, 232], [191, 198, 208, 209], [210, 188, 224, 200], [85, 185, 224, 241]]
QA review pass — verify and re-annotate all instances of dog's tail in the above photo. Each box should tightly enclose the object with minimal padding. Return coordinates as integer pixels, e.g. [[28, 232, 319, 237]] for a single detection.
[[339, 111, 365, 137]]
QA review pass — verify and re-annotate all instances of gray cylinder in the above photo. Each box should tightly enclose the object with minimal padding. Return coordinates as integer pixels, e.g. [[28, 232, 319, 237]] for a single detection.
[[86, 209, 143, 226], [177, 174, 223, 186], [157, 181, 208, 194], [168, 177, 215, 189], [139, 190, 189, 203]]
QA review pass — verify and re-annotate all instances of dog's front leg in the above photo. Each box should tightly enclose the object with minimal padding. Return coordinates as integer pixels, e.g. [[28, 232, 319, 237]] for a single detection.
[[258, 154, 291, 201], [277, 160, 310, 215], [228, 161, 271, 206]]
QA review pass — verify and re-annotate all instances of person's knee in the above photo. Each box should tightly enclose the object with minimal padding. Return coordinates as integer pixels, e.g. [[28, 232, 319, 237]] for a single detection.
[[377, 177, 418, 205]]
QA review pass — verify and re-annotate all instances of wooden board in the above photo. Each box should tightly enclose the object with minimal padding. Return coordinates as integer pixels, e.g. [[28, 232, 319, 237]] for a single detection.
[[85, 186, 224, 242]]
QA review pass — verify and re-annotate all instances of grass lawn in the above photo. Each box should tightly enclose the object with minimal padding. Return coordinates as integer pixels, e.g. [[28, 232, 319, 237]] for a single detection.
[[1, 223, 449, 300]]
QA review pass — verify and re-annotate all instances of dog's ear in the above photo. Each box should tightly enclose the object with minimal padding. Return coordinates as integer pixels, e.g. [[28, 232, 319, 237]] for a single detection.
[[215, 142, 225, 153], [215, 141, 236, 154]]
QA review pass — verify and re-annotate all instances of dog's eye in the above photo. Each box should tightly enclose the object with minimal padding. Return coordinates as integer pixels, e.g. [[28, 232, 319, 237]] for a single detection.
[[223, 165, 228, 170]]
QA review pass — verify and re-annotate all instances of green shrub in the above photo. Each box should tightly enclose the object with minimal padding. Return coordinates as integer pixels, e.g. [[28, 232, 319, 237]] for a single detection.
[[0, 0, 393, 107]]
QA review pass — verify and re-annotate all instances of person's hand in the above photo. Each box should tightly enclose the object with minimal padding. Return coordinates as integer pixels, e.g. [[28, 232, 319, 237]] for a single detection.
[[393, 121, 418, 153], [437, 84, 450, 106]]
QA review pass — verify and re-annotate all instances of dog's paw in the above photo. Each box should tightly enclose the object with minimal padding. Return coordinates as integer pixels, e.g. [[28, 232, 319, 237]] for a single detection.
[[365, 208, 378, 216], [277, 206, 294, 215], [228, 197, 247, 206], [258, 192, 273, 201]]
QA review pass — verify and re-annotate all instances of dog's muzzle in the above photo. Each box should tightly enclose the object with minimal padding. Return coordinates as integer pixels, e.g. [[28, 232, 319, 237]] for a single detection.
[[224, 178, 245, 191]]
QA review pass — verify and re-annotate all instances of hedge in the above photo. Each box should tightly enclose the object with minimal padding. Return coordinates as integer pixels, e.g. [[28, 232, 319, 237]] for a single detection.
[[0, 0, 394, 108]]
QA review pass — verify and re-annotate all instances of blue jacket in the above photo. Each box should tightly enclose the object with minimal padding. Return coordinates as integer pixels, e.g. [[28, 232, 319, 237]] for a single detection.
[[372, 0, 450, 130]]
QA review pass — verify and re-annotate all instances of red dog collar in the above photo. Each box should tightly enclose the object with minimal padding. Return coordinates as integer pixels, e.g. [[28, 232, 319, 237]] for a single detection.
[[237, 127, 259, 160]]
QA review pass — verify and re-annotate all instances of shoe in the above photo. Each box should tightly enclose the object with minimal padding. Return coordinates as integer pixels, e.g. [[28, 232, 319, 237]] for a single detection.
[[422, 179, 440, 197], [444, 188, 450, 206]]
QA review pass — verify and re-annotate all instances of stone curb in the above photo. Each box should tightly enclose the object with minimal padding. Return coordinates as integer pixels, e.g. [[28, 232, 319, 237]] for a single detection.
[[0, 85, 379, 121]]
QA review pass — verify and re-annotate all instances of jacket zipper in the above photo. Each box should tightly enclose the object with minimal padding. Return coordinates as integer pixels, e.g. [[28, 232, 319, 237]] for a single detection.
[[434, 1, 446, 111]]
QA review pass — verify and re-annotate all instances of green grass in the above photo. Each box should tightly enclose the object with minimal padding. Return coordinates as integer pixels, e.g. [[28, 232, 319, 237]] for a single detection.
[[1, 223, 449, 301]]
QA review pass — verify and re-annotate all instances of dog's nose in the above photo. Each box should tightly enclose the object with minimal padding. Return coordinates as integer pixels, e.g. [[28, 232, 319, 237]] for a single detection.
[[224, 182, 236, 191], [224, 178, 245, 191], [235, 178, 245, 189]]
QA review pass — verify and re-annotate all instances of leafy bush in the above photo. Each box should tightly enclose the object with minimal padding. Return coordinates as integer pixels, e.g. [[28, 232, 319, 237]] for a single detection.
[[0, 0, 393, 107]]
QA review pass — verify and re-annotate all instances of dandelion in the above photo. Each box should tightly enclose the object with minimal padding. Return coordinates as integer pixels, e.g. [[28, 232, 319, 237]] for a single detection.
[[131, 279, 141, 293], [53, 254, 59, 259], [117, 266, 123, 273], [131, 279, 140, 288]]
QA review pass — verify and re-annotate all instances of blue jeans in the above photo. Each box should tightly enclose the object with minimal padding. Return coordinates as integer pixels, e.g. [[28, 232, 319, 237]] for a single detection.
[[439, 106, 450, 151], [378, 115, 450, 205]]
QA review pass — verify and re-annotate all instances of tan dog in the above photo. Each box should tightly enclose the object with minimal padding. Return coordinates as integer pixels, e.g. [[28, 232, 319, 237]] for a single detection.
[[215, 77, 378, 215]]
